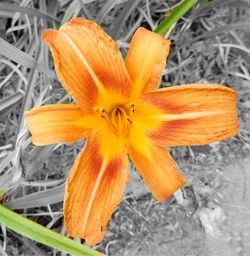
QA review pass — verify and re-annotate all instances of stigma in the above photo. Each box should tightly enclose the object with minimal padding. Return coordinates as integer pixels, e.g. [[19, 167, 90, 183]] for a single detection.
[[94, 104, 135, 136]]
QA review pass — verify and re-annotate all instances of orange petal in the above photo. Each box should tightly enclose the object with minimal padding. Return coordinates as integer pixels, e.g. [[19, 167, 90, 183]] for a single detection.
[[26, 104, 97, 145], [43, 18, 132, 112], [137, 84, 239, 147], [128, 127, 186, 201], [126, 27, 171, 97], [64, 134, 129, 245]]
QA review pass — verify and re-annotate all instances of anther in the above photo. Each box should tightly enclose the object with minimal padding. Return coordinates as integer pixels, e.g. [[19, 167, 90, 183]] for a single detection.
[[94, 106, 109, 119], [130, 104, 135, 115], [101, 109, 108, 119], [127, 118, 132, 124]]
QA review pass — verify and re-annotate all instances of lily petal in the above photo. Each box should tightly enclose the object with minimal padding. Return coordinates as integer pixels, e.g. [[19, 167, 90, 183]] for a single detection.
[[43, 18, 132, 112], [126, 27, 171, 97], [26, 104, 98, 145], [64, 134, 129, 245], [136, 84, 239, 147], [128, 127, 186, 201]]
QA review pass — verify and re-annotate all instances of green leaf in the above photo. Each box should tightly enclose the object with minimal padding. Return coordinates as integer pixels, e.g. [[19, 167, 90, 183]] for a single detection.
[[155, 0, 197, 36], [0, 204, 102, 256]]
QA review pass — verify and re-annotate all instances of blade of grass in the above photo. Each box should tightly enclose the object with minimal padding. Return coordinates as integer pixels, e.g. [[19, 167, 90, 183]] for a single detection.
[[0, 92, 23, 121], [13, 42, 43, 150], [213, 43, 250, 54], [0, 92, 23, 112], [0, 166, 21, 192], [20, 179, 65, 187], [0, 59, 28, 87], [0, 244, 8, 256], [112, 0, 141, 39], [61, 0, 81, 24], [7, 183, 65, 209], [11, 0, 31, 26], [16, 235, 49, 256], [0, 38, 54, 78], [96, 0, 118, 23], [0, 2, 59, 22], [78, 2, 94, 20], [176, 23, 250, 49], [155, 0, 197, 36], [12, 71, 39, 150], [0, 204, 102, 256], [26, 145, 56, 178], [193, 0, 250, 19], [228, 0, 250, 9]]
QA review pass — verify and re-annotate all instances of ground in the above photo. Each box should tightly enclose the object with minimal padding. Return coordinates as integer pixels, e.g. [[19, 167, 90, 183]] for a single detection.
[[0, 0, 250, 255]]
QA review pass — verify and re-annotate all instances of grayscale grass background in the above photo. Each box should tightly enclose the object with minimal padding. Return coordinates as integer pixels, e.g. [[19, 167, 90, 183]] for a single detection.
[[0, 0, 250, 255]]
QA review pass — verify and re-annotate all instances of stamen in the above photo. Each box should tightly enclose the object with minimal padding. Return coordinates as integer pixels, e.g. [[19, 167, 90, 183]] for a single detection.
[[94, 106, 108, 120], [94, 104, 135, 136], [101, 109, 108, 118], [130, 104, 135, 115]]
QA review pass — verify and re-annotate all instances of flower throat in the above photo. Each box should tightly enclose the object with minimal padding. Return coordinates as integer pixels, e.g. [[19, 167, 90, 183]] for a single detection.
[[94, 104, 135, 136]]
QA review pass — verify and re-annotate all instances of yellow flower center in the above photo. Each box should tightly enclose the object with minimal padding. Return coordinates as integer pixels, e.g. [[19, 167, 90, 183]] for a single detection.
[[94, 104, 135, 137]]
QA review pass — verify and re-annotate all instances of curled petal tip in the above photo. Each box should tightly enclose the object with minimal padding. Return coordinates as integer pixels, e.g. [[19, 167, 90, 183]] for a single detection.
[[42, 29, 57, 45]]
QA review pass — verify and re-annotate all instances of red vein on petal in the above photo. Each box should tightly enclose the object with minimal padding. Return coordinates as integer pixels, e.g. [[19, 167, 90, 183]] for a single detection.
[[61, 31, 106, 95]]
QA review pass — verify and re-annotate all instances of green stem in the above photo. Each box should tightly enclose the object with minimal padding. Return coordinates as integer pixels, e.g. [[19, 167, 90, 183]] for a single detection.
[[0, 204, 102, 256], [0, 190, 5, 197], [155, 0, 197, 36]]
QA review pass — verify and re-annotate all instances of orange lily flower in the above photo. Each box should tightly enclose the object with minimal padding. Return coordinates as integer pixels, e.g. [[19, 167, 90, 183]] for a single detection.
[[26, 18, 239, 245]]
